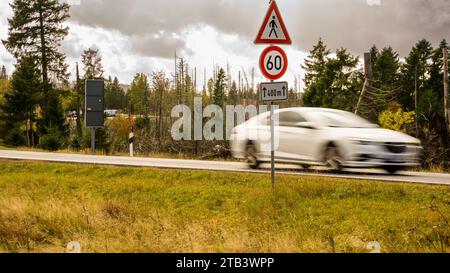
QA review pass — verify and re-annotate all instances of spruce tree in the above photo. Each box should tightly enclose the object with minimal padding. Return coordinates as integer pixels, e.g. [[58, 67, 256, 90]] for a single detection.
[[0, 66, 10, 97], [1, 56, 41, 146], [3, 0, 70, 109], [227, 81, 238, 105], [82, 48, 104, 80], [302, 38, 330, 88], [129, 73, 150, 115], [369, 45, 379, 68], [112, 77, 127, 110], [427, 39, 449, 107], [105, 76, 126, 110], [399, 39, 433, 111], [303, 45, 362, 111], [0, 66, 7, 80], [105, 76, 113, 109], [39, 86, 68, 137], [362, 46, 401, 121], [373, 47, 400, 90], [213, 68, 226, 107]]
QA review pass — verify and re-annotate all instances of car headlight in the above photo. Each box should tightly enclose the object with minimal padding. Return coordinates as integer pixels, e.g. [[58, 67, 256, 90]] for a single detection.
[[351, 139, 378, 146]]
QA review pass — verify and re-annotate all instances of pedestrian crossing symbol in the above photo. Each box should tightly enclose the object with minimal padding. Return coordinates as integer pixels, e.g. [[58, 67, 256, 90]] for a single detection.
[[254, 0, 292, 45]]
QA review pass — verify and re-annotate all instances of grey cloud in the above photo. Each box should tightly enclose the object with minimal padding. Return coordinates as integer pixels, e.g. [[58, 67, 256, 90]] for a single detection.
[[291, 0, 450, 55], [60, 36, 83, 58], [69, 0, 449, 57], [130, 34, 188, 59]]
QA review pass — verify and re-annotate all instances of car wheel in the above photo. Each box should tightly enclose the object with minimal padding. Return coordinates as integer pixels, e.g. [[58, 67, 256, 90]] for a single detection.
[[383, 166, 402, 174], [301, 164, 310, 171], [324, 145, 343, 171], [246, 142, 261, 169]]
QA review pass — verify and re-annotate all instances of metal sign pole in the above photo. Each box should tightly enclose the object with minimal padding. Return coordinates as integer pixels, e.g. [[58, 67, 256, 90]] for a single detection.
[[91, 127, 96, 155], [256, 0, 291, 191], [270, 101, 275, 190], [269, 76, 276, 190]]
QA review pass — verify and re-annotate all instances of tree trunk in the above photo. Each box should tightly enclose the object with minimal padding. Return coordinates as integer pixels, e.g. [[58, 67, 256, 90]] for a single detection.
[[76, 63, 82, 137], [25, 112, 30, 147], [38, 3, 49, 111], [30, 110, 35, 147], [157, 89, 163, 143], [444, 48, 449, 132]]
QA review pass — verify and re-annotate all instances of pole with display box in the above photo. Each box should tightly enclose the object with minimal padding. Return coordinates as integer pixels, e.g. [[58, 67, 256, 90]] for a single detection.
[[91, 128, 96, 155], [85, 80, 105, 155]]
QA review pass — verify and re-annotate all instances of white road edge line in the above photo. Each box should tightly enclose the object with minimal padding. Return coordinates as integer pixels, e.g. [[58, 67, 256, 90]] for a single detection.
[[0, 150, 449, 186]]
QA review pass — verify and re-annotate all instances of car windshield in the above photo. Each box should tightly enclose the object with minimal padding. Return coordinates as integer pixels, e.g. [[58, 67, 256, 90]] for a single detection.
[[311, 110, 378, 128]]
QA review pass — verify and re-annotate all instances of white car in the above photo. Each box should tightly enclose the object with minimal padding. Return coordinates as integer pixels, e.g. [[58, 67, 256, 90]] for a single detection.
[[104, 109, 119, 117], [230, 107, 423, 174]]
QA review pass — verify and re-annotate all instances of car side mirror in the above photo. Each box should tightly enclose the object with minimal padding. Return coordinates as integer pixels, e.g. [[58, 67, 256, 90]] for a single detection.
[[296, 122, 317, 130]]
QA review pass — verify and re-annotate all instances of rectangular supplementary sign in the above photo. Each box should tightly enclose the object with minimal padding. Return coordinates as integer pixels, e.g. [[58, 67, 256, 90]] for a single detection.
[[260, 81, 288, 102], [85, 80, 105, 128]]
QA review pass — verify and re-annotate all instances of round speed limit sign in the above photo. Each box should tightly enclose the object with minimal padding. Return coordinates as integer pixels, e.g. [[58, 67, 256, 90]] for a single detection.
[[259, 45, 288, 80]]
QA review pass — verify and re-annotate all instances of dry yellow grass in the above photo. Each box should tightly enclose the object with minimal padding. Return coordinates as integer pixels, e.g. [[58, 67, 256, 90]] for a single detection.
[[0, 160, 448, 253]]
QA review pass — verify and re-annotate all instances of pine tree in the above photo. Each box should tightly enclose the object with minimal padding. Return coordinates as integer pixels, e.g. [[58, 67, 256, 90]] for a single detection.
[[0, 66, 7, 80], [104, 76, 113, 109], [39, 86, 68, 137], [3, 0, 70, 109], [82, 48, 104, 80], [427, 39, 449, 109], [328, 48, 362, 111], [302, 38, 330, 88], [369, 45, 379, 68], [129, 73, 150, 115], [0, 66, 10, 97], [1, 56, 41, 146], [361, 46, 401, 121], [398, 39, 448, 166], [213, 68, 226, 107], [151, 71, 170, 141], [118, 78, 127, 110], [303, 45, 362, 111], [105, 76, 125, 110], [399, 39, 433, 111], [227, 81, 238, 105], [373, 47, 400, 90], [207, 78, 215, 101]]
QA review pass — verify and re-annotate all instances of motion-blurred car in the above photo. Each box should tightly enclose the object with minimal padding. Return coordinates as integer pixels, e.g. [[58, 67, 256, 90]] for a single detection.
[[230, 108, 423, 174], [104, 109, 119, 117]]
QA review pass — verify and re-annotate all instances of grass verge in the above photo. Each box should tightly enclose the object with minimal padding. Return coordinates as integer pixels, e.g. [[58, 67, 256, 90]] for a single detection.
[[0, 160, 448, 253]]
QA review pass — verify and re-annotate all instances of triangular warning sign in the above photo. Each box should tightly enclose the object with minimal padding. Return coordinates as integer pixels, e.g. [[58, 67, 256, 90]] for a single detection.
[[254, 0, 292, 45]]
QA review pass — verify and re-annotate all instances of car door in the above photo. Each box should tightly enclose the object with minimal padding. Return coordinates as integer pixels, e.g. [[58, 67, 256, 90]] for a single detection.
[[276, 111, 316, 163]]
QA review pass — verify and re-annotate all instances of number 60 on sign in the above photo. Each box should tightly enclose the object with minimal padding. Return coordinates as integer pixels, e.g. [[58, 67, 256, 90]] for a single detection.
[[259, 45, 288, 81]]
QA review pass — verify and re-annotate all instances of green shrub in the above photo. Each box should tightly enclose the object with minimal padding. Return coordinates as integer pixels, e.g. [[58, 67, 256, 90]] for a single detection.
[[68, 137, 81, 151], [107, 117, 130, 153], [5, 127, 26, 147], [39, 130, 62, 151], [379, 102, 415, 133]]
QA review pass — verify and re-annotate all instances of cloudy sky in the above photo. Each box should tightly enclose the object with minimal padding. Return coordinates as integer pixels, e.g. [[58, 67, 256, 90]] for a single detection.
[[0, 0, 449, 89]]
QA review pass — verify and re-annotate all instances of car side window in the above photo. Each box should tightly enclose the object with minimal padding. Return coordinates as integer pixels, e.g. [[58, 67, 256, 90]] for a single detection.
[[279, 111, 307, 127]]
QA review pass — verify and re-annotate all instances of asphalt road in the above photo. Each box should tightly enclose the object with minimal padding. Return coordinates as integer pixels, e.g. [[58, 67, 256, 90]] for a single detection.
[[0, 150, 449, 186]]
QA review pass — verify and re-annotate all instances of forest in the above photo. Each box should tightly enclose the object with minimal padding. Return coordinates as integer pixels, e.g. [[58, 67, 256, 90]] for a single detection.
[[0, 0, 448, 169]]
